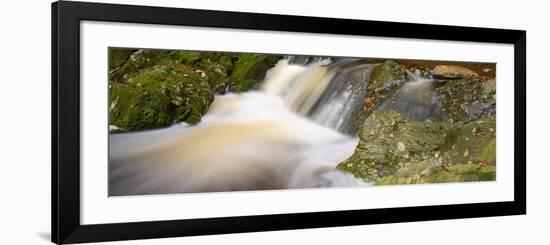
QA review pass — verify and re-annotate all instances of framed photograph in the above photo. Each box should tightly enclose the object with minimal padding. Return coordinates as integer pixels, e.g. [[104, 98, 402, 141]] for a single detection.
[[52, 1, 526, 244]]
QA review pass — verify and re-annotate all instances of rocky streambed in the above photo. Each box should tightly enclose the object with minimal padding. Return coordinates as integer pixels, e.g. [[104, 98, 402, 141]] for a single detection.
[[108, 47, 496, 194], [338, 61, 496, 184]]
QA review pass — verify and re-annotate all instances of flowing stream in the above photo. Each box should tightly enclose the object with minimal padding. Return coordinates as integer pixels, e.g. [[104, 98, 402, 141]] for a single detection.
[[109, 58, 434, 196]]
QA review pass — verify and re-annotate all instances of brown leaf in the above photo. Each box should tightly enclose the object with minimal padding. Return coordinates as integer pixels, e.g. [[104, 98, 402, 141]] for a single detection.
[[463, 149, 469, 157]]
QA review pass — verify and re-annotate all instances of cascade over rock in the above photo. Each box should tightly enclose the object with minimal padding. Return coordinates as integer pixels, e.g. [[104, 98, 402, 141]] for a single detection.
[[107, 50, 497, 195]]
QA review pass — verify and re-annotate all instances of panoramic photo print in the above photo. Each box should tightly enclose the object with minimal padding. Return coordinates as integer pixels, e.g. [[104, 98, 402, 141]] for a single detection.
[[108, 47, 496, 196]]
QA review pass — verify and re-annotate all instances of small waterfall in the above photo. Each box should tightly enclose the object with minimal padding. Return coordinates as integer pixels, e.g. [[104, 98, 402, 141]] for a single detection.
[[308, 62, 375, 134], [262, 58, 375, 135], [262, 60, 308, 96], [263, 59, 334, 115], [108, 56, 457, 195], [109, 57, 401, 195], [109, 93, 364, 195]]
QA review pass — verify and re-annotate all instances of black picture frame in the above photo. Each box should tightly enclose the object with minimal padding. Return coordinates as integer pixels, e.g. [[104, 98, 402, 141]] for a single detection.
[[52, 1, 526, 244]]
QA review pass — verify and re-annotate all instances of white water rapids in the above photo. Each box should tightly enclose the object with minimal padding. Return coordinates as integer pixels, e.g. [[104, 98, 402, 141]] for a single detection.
[[109, 58, 381, 196]]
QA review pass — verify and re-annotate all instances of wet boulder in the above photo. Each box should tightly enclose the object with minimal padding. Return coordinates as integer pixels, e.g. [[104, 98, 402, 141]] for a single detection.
[[338, 110, 450, 181], [431, 65, 478, 79], [229, 54, 281, 92], [109, 64, 214, 131], [109, 49, 177, 83], [169, 50, 203, 66], [374, 162, 496, 185], [195, 58, 230, 93], [108, 48, 137, 71], [107, 49, 283, 132], [376, 80, 442, 122], [109, 49, 234, 83], [347, 60, 409, 135], [337, 110, 496, 183], [364, 60, 408, 109], [436, 78, 496, 122]]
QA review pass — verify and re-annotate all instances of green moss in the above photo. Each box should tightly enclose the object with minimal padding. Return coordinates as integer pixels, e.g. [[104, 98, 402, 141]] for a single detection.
[[338, 110, 451, 181], [338, 110, 496, 183], [440, 117, 496, 164], [169, 50, 202, 65], [108, 48, 136, 70], [374, 162, 496, 185], [200, 52, 235, 72], [109, 64, 213, 131], [217, 55, 234, 72], [368, 60, 408, 94], [477, 165, 497, 180], [230, 54, 265, 81], [229, 54, 281, 92], [436, 78, 496, 122], [358, 60, 409, 126], [478, 138, 496, 164], [196, 59, 229, 92], [375, 176, 416, 185], [107, 48, 282, 131], [109, 49, 175, 82]]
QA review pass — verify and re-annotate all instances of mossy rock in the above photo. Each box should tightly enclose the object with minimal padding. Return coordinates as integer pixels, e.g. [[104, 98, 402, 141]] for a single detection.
[[107, 48, 282, 131], [195, 59, 230, 92], [439, 116, 497, 165], [431, 65, 478, 79], [169, 50, 202, 65], [170, 51, 236, 92], [108, 49, 281, 92], [229, 54, 281, 92], [436, 78, 496, 123], [374, 162, 496, 185], [367, 60, 408, 94], [353, 60, 409, 127], [109, 64, 213, 131], [108, 48, 137, 71], [109, 49, 177, 83], [338, 110, 496, 183], [199, 52, 235, 72], [478, 138, 496, 163], [338, 110, 451, 180], [374, 78, 443, 122]]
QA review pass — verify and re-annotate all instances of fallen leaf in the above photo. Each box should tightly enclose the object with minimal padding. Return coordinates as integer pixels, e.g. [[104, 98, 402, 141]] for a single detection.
[[463, 149, 469, 157]]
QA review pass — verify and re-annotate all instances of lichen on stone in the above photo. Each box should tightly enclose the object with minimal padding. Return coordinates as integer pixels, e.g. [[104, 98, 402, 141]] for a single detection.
[[338, 110, 496, 183], [435, 78, 496, 123]]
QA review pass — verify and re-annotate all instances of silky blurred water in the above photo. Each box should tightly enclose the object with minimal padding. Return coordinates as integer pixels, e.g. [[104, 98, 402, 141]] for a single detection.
[[109, 58, 386, 195]]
